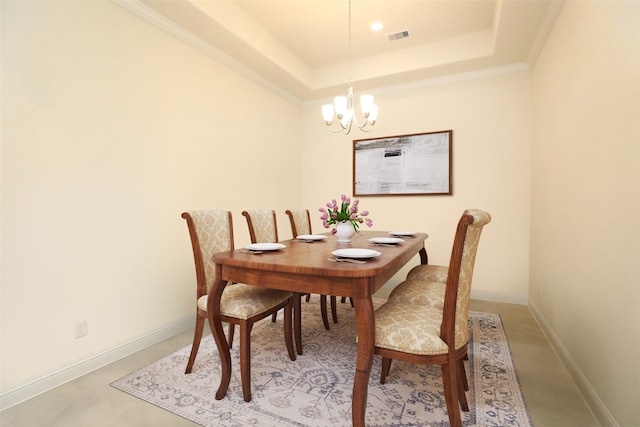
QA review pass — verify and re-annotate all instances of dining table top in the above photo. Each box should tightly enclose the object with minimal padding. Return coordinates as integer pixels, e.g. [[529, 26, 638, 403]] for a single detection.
[[214, 230, 428, 281]]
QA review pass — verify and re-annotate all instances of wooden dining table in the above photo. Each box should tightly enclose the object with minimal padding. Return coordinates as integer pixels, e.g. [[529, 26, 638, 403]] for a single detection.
[[207, 230, 428, 427]]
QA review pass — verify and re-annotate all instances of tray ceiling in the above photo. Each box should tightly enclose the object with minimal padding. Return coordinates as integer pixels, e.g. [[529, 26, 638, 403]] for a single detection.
[[118, 0, 563, 101]]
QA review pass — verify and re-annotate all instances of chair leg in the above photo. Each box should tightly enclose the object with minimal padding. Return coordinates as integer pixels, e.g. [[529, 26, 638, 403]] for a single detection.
[[459, 357, 469, 392], [330, 296, 338, 323], [380, 357, 392, 384], [227, 323, 235, 350], [185, 315, 205, 374], [239, 322, 253, 402], [441, 362, 463, 427], [320, 295, 330, 330], [271, 312, 277, 322], [305, 293, 311, 302], [293, 293, 303, 355], [457, 359, 469, 412], [284, 300, 296, 361], [339, 297, 354, 307]]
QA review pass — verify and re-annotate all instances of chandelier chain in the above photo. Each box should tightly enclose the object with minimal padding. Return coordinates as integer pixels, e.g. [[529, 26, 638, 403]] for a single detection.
[[348, 0, 352, 87]]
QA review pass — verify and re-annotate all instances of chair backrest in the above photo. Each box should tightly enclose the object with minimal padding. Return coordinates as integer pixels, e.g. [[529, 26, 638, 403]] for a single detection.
[[441, 209, 491, 351], [285, 209, 312, 237], [182, 211, 233, 298], [242, 210, 278, 243]]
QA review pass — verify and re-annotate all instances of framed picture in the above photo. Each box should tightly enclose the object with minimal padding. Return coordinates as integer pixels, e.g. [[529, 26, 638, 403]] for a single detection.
[[353, 130, 452, 196]]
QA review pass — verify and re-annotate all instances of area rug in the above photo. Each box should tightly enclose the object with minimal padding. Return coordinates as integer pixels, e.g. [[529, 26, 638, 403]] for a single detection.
[[111, 297, 532, 426]]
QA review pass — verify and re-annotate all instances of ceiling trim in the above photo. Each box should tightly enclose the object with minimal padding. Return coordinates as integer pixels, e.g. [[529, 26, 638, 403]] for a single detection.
[[526, 0, 565, 66], [303, 62, 530, 107], [113, 0, 301, 105]]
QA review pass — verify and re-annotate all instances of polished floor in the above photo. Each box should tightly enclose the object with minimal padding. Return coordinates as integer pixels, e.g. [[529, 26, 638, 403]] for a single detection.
[[1, 299, 600, 427]]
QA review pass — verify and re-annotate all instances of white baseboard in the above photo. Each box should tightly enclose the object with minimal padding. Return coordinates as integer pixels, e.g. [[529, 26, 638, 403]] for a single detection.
[[528, 300, 617, 427], [0, 315, 195, 412], [470, 289, 529, 305]]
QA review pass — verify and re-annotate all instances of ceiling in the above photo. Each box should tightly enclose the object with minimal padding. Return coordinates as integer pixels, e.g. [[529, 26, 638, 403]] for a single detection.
[[121, 0, 563, 102]]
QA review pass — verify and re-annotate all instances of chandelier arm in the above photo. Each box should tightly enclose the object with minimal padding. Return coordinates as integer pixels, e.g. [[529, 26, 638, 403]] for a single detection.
[[325, 124, 350, 134], [356, 121, 374, 132], [326, 118, 354, 134], [324, 117, 351, 133], [349, 108, 373, 131]]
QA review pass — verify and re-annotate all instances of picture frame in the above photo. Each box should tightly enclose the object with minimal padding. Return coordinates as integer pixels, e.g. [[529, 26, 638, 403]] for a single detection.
[[353, 130, 452, 196]]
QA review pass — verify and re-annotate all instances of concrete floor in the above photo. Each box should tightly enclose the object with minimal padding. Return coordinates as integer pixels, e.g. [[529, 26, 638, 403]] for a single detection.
[[1, 299, 599, 427]]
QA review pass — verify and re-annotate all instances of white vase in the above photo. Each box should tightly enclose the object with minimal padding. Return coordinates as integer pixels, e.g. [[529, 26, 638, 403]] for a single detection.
[[335, 221, 355, 243]]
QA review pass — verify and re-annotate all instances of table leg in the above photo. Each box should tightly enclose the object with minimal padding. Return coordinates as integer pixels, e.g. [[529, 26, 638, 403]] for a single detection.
[[207, 277, 231, 400], [351, 293, 375, 427], [419, 246, 428, 265]]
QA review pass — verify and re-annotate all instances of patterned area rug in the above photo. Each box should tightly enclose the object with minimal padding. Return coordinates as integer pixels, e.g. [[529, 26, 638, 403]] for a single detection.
[[111, 297, 532, 426]]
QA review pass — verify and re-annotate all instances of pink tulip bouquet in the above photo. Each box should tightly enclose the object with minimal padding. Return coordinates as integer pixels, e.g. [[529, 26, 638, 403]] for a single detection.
[[319, 194, 373, 234]]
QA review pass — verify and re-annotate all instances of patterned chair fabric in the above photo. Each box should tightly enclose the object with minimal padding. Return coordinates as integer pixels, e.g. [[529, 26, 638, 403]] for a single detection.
[[388, 280, 446, 309], [197, 284, 294, 320], [242, 209, 278, 243], [186, 210, 231, 296], [406, 264, 449, 283], [389, 265, 448, 308], [286, 209, 312, 236], [375, 302, 451, 354]]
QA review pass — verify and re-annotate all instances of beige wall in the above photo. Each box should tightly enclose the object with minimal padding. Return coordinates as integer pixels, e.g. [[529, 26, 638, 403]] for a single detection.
[[530, 1, 640, 426], [1, 1, 301, 392], [302, 69, 533, 301]]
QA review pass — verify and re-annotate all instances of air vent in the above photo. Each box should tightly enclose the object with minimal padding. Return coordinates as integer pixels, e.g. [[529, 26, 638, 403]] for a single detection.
[[387, 30, 409, 41]]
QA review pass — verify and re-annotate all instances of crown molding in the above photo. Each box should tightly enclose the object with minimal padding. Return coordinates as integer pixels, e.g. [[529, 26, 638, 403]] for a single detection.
[[112, 0, 300, 105], [304, 62, 530, 106]]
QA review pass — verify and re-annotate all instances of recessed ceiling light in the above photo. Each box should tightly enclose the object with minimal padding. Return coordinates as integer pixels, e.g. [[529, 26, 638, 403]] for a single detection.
[[371, 22, 383, 32]]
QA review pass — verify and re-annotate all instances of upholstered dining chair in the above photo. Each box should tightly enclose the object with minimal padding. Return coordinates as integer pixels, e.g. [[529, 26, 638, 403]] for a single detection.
[[242, 209, 304, 353], [387, 216, 484, 310], [373, 209, 491, 427], [386, 264, 450, 311], [182, 210, 296, 402], [242, 209, 280, 325], [285, 209, 338, 330]]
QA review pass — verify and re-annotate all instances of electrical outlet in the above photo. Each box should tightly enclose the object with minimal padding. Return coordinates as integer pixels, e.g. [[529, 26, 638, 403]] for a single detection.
[[75, 320, 88, 339]]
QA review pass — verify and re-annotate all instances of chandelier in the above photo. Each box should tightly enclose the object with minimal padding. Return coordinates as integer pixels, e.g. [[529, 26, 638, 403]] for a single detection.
[[321, 0, 378, 134]]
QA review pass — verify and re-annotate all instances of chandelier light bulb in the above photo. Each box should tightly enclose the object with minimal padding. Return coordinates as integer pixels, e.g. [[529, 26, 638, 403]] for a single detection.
[[368, 104, 379, 123], [322, 104, 335, 124], [334, 96, 348, 116], [360, 95, 374, 116]]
